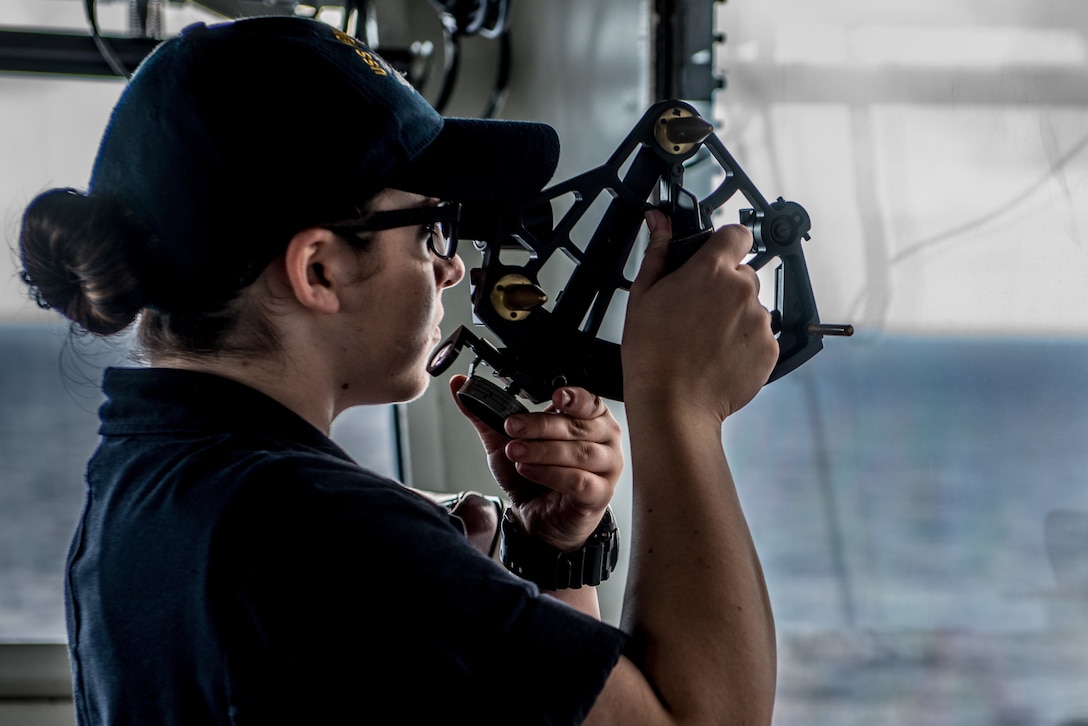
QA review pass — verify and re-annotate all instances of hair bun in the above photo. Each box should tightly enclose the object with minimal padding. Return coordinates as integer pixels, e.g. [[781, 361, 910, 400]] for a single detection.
[[19, 188, 152, 335]]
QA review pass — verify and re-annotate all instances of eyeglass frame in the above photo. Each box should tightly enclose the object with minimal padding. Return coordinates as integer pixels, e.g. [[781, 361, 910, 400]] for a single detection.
[[320, 200, 461, 259]]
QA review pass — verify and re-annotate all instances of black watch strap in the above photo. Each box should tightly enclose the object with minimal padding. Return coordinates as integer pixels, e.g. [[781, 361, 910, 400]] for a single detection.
[[500, 507, 619, 590]]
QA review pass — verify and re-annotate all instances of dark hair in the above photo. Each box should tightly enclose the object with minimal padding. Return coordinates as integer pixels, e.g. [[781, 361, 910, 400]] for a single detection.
[[20, 188, 148, 336], [18, 188, 276, 358]]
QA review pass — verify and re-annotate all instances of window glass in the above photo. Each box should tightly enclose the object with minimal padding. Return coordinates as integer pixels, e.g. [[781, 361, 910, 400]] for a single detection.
[[716, 1, 1088, 722], [0, 3, 400, 643], [0, 323, 399, 642]]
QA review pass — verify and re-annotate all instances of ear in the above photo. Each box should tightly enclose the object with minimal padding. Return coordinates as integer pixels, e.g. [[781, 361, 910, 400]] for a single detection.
[[282, 227, 347, 315]]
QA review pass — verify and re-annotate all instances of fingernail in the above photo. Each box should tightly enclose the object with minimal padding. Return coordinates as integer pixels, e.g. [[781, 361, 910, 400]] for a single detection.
[[506, 441, 527, 459], [505, 417, 526, 436], [645, 209, 662, 234], [559, 389, 574, 409]]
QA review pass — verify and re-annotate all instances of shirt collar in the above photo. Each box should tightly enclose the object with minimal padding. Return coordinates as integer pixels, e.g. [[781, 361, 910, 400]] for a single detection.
[[98, 367, 347, 460]]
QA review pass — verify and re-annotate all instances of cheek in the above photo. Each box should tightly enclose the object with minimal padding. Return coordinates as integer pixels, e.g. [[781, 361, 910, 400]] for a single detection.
[[390, 274, 438, 340]]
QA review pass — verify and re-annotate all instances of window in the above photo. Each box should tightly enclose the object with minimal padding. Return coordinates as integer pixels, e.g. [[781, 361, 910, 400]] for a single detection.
[[0, 322, 401, 643], [715, 1, 1088, 722], [0, 3, 401, 644]]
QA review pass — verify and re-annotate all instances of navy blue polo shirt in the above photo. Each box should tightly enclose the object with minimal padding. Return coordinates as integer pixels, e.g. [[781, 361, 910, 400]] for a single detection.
[[66, 367, 627, 725]]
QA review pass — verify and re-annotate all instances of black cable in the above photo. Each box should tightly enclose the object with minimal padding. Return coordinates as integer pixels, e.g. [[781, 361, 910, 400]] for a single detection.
[[342, 0, 355, 33], [480, 27, 511, 119], [431, 0, 488, 38], [476, 0, 512, 40], [846, 126, 1088, 325], [432, 27, 461, 115], [431, 0, 513, 117], [343, 0, 372, 42], [890, 130, 1088, 266], [84, 0, 130, 79]]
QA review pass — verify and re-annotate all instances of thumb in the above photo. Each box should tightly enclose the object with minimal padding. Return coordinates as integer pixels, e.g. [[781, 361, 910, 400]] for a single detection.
[[632, 209, 673, 293], [448, 374, 512, 446]]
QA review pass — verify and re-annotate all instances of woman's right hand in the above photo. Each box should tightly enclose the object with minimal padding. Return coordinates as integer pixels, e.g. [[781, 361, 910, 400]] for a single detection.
[[622, 209, 780, 423]]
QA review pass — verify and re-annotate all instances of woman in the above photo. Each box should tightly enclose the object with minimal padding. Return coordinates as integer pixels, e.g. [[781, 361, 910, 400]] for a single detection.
[[19, 15, 780, 726]]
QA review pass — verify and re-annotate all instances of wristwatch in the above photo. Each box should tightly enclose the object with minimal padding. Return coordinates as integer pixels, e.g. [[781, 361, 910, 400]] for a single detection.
[[500, 507, 619, 590]]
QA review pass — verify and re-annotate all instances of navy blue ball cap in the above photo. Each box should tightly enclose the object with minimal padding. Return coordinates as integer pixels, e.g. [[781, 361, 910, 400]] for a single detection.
[[87, 16, 559, 311]]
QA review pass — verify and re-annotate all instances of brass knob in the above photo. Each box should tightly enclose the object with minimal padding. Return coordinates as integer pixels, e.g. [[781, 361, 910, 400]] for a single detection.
[[654, 107, 713, 156], [490, 274, 548, 321]]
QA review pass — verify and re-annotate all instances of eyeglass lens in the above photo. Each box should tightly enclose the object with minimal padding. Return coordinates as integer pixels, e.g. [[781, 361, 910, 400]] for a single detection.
[[430, 218, 456, 258]]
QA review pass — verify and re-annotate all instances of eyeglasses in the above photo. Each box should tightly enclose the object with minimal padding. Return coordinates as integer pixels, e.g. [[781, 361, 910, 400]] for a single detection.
[[322, 201, 461, 259]]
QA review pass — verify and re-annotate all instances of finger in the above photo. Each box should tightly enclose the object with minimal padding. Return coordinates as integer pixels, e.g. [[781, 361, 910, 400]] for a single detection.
[[505, 438, 622, 482], [449, 374, 478, 423], [505, 404, 621, 444], [506, 436, 617, 470], [449, 374, 511, 446], [509, 463, 612, 503], [715, 223, 756, 267], [684, 223, 755, 272], [631, 209, 674, 294], [644, 207, 673, 252], [550, 386, 608, 421]]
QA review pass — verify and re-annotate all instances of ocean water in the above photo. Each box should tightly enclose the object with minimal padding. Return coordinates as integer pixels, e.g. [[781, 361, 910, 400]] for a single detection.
[[0, 323, 398, 640], [2, 323, 1087, 724], [725, 335, 1088, 725], [728, 335, 1088, 630]]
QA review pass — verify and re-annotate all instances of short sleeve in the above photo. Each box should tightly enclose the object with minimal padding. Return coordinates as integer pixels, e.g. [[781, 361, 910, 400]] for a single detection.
[[215, 456, 629, 725]]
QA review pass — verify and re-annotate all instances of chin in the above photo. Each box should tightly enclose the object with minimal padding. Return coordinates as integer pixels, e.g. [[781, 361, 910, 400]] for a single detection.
[[391, 369, 433, 404]]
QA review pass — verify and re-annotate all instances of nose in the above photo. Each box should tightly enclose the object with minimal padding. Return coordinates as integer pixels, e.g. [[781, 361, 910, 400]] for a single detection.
[[436, 252, 465, 289]]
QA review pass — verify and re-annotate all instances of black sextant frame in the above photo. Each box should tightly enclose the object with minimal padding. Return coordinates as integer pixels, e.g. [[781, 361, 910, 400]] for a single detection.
[[429, 99, 851, 427]]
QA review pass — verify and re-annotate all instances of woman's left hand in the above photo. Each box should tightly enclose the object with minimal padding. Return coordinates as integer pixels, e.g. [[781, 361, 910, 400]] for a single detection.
[[448, 374, 623, 551]]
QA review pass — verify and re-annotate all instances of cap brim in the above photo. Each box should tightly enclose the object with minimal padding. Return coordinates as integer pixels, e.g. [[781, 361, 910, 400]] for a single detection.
[[389, 117, 560, 204]]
